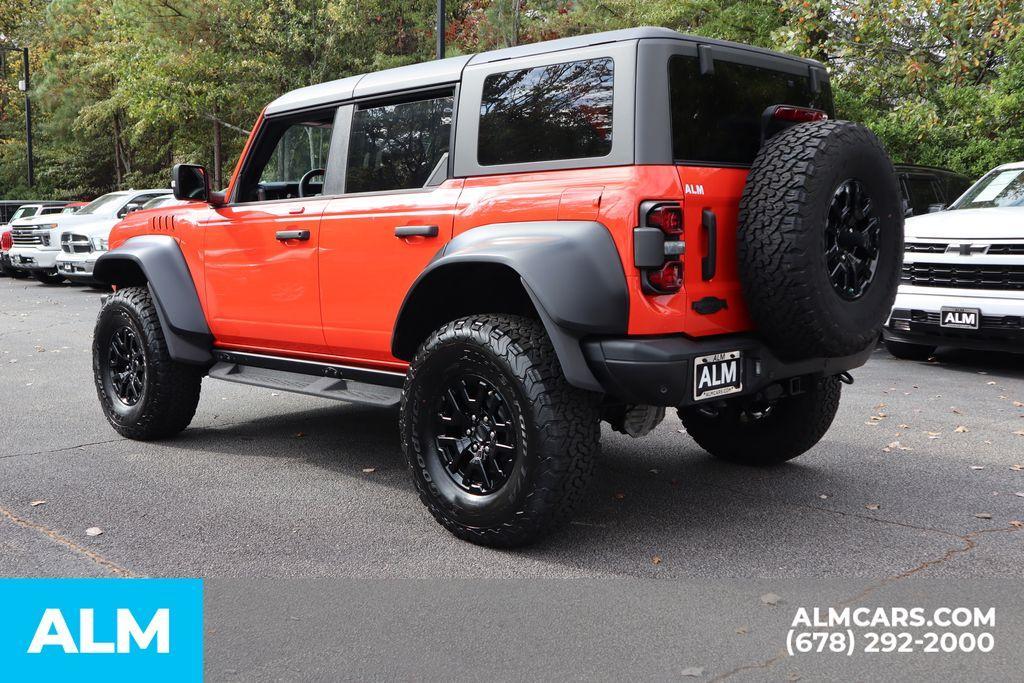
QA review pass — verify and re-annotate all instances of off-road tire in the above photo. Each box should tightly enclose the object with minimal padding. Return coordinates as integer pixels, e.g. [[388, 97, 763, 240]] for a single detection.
[[884, 339, 936, 361], [400, 314, 601, 547], [93, 286, 203, 440], [678, 376, 841, 465], [33, 270, 66, 285], [738, 120, 903, 359]]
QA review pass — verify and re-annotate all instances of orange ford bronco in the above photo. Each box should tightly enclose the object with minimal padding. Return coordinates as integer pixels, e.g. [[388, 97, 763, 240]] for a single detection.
[[92, 28, 903, 546]]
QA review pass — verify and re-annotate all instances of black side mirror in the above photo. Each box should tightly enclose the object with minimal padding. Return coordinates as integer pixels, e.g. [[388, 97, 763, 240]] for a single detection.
[[172, 164, 210, 202]]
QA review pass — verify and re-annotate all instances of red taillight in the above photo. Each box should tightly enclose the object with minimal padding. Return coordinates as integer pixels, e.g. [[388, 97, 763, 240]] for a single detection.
[[647, 203, 683, 237], [0, 230, 11, 251], [771, 105, 828, 123], [647, 261, 683, 292]]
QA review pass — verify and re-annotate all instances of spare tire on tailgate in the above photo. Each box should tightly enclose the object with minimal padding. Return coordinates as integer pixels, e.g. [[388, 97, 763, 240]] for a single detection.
[[737, 120, 903, 359]]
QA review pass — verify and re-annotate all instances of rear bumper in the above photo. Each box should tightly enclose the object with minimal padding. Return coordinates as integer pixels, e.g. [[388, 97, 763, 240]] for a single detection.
[[582, 334, 873, 407]]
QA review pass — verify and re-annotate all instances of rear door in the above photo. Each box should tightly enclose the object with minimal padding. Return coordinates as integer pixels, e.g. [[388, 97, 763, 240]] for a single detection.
[[203, 111, 336, 354], [318, 91, 462, 365]]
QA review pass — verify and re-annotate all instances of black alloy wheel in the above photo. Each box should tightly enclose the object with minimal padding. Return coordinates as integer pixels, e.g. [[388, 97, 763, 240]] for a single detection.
[[824, 179, 881, 301], [433, 374, 519, 495], [107, 325, 147, 406]]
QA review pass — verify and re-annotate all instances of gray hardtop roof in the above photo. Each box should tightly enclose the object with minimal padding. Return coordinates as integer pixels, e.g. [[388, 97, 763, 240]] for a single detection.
[[264, 26, 825, 116]]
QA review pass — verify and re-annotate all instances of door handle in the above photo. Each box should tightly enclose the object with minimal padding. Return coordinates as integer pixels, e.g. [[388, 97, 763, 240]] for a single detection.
[[276, 230, 310, 241], [701, 209, 717, 280], [394, 225, 439, 238]]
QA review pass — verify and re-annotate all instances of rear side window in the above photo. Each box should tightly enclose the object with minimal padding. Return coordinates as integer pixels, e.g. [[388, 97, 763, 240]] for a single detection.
[[669, 56, 833, 165], [346, 95, 453, 194], [478, 58, 614, 166], [904, 176, 943, 215]]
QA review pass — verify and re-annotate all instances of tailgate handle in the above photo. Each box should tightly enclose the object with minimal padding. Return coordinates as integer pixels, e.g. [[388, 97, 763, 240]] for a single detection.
[[701, 209, 717, 280], [394, 225, 439, 238], [275, 230, 310, 241]]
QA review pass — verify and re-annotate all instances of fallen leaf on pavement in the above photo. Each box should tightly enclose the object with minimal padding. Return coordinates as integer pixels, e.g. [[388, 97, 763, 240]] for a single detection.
[[1013, 401, 1024, 408], [29, 500, 46, 507], [951, 407, 962, 415], [818, 494, 829, 499], [970, 466, 985, 470], [974, 513, 993, 520], [85, 527, 103, 537], [1012, 465, 1024, 472], [735, 626, 748, 635], [898, 424, 910, 429], [1015, 492, 1024, 498], [865, 504, 881, 511], [986, 381, 996, 386], [954, 425, 969, 433], [651, 555, 662, 565], [681, 667, 704, 678], [295, 432, 306, 438], [613, 491, 626, 500], [361, 467, 376, 474], [1010, 520, 1024, 528], [760, 593, 781, 606], [1013, 431, 1024, 437]]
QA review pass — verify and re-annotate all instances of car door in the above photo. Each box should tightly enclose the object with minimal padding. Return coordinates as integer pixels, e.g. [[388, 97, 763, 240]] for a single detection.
[[318, 92, 463, 365], [203, 111, 337, 355]]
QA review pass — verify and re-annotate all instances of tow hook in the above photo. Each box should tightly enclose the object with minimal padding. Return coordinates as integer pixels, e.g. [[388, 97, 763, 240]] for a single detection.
[[838, 371, 854, 385]]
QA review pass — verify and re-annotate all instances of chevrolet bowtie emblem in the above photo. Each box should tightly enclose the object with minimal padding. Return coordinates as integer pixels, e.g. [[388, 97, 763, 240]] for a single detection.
[[947, 243, 989, 256]]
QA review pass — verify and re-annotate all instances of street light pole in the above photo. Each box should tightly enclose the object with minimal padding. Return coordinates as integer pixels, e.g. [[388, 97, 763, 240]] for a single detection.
[[21, 47, 33, 188], [436, 0, 445, 60], [2, 44, 33, 187]]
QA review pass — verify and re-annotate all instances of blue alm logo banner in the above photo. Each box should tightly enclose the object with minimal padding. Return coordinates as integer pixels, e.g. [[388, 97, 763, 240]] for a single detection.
[[0, 578, 203, 681]]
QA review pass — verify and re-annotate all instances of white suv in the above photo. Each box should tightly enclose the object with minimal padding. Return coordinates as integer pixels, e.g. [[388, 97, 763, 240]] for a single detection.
[[9, 190, 167, 285], [883, 161, 1024, 359]]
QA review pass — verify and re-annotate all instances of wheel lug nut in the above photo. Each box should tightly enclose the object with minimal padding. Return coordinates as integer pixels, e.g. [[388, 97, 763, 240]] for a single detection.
[[489, 431, 495, 438], [466, 429, 472, 436]]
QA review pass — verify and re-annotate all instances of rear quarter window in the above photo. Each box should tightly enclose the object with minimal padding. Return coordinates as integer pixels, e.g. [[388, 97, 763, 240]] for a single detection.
[[477, 58, 614, 166], [670, 56, 833, 166]]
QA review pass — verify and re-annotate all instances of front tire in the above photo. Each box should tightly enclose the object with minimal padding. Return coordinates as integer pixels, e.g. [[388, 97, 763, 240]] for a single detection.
[[33, 270, 66, 285], [93, 286, 203, 440], [400, 314, 600, 547], [678, 376, 841, 465], [884, 339, 936, 361]]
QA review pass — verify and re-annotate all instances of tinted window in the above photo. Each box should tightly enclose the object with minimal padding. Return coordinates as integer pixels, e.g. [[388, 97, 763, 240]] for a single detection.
[[346, 95, 453, 194], [669, 56, 833, 165], [261, 122, 333, 184], [904, 176, 943, 215], [478, 58, 614, 166]]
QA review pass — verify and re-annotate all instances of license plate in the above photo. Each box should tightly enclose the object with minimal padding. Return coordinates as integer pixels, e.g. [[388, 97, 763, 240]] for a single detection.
[[940, 307, 980, 330], [693, 351, 743, 401], [59, 263, 72, 272]]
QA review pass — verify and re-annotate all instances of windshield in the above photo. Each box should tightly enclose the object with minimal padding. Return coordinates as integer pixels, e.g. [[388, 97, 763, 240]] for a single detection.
[[9, 206, 38, 221], [952, 168, 1024, 209], [77, 193, 128, 216]]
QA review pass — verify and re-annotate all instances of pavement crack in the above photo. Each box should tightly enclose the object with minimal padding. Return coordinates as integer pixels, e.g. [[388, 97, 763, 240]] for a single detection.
[[0, 438, 123, 460], [0, 504, 135, 577], [709, 523, 1022, 682]]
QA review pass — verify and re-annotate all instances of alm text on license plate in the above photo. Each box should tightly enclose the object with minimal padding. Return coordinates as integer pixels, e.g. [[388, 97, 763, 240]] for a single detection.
[[693, 351, 743, 401]]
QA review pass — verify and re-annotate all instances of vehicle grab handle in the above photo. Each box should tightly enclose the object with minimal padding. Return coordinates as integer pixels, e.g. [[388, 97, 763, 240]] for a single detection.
[[275, 230, 310, 241], [394, 225, 439, 238]]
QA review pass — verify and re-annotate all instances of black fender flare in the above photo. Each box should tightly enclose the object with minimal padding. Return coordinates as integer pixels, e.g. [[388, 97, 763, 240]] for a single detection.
[[394, 221, 629, 392], [93, 235, 213, 366]]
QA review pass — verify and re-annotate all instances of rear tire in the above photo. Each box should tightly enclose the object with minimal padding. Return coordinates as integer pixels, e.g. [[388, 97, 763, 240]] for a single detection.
[[33, 270, 66, 285], [400, 314, 601, 547], [93, 286, 203, 440], [884, 339, 936, 361], [678, 376, 841, 465], [738, 120, 903, 359]]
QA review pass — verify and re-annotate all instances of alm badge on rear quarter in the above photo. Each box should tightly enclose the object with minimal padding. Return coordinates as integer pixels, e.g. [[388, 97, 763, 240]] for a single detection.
[[693, 351, 743, 401]]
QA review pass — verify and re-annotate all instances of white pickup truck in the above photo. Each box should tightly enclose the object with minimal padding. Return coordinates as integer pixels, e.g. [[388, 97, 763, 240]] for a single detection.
[[883, 161, 1024, 358], [8, 190, 167, 284]]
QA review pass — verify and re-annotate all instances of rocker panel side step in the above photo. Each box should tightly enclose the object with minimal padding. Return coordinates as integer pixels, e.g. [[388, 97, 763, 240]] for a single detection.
[[208, 350, 406, 407]]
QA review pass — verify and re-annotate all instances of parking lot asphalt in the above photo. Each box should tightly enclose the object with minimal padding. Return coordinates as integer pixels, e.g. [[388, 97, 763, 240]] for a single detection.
[[2, 275, 1023, 678]]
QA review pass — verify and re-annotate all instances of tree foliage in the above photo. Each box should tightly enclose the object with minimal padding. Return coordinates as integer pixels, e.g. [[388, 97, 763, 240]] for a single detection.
[[0, 0, 1021, 199]]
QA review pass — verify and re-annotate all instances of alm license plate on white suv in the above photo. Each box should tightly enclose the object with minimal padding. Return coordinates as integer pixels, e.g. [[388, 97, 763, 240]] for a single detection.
[[940, 307, 980, 330], [693, 351, 743, 401]]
